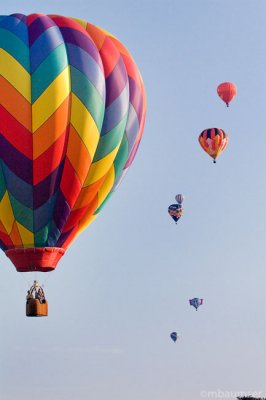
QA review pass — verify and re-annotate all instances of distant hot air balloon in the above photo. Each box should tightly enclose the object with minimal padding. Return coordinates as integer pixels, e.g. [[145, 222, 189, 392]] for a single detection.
[[198, 128, 228, 163], [189, 298, 203, 311], [168, 204, 183, 224], [217, 82, 237, 107], [170, 332, 179, 342], [175, 194, 184, 205], [0, 14, 146, 315]]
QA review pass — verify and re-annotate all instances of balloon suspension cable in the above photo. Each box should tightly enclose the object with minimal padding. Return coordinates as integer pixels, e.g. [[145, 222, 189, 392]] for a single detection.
[[41, 271, 53, 289], [19, 272, 32, 289]]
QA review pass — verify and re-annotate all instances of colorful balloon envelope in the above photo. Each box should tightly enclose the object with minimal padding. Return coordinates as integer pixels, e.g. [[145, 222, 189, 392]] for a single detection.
[[0, 14, 146, 273], [189, 298, 203, 311], [168, 204, 183, 224], [198, 128, 228, 163], [170, 332, 179, 342], [175, 194, 184, 205], [217, 82, 237, 107]]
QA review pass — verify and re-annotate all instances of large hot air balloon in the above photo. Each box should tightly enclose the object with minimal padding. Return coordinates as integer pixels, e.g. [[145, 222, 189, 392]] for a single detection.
[[198, 128, 228, 163], [189, 298, 203, 311], [0, 14, 146, 313], [217, 82, 237, 107]]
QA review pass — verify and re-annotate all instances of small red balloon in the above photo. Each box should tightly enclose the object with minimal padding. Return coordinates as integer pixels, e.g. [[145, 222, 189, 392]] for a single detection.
[[217, 82, 237, 107]]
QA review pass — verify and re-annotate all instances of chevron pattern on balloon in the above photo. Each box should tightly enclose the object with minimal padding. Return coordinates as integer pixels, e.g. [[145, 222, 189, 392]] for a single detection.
[[0, 13, 146, 266]]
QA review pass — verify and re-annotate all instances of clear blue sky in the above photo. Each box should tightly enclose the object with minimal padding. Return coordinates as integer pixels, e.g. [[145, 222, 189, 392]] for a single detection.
[[0, 1, 265, 399]]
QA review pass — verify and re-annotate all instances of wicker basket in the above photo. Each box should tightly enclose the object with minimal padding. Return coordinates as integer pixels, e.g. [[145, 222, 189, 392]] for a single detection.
[[26, 298, 48, 317]]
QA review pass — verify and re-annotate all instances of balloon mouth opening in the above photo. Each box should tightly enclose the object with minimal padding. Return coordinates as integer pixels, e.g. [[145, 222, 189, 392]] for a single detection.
[[5, 247, 65, 272]]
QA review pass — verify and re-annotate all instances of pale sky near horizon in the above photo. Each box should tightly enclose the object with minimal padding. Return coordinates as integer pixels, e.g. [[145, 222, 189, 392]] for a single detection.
[[0, 1, 265, 400]]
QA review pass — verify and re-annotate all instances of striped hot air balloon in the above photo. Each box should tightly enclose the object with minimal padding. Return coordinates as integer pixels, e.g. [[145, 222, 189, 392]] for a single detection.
[[175, 194, 184, 205], [198, 128, 228, 163], [0, 14, 146, 273]]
